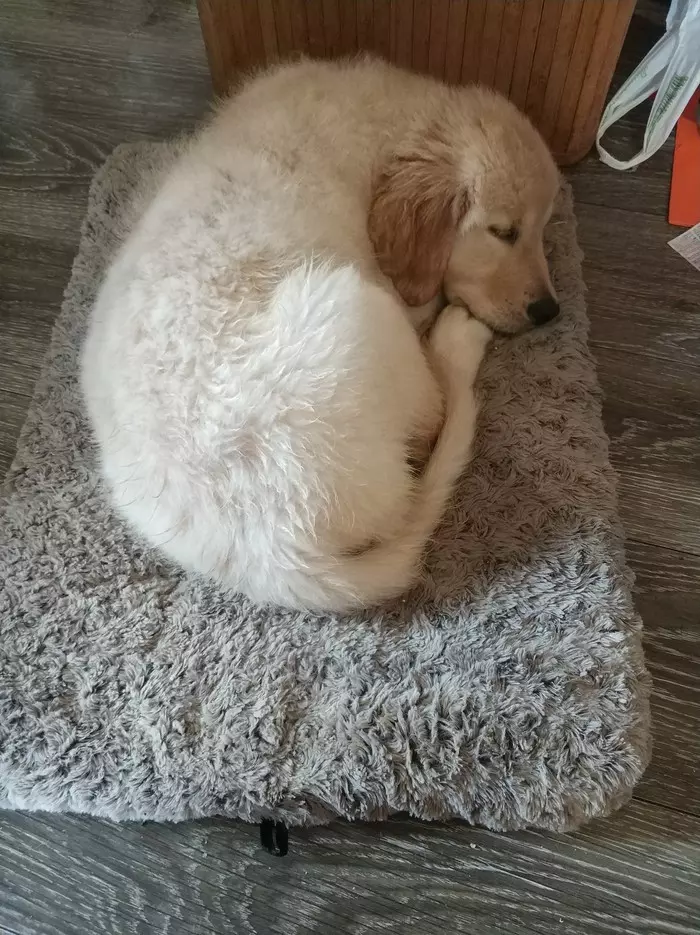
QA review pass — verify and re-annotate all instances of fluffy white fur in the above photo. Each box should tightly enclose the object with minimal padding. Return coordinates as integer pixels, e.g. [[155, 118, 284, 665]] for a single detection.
[[82, 57, 559, 612]]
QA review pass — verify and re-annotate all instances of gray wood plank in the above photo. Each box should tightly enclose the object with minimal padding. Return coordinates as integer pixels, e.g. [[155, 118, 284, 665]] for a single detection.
[[630, 540, 700, 630], [1, 801, 698, 935], [576, 204, 700, 367], [569, 131, 675, 220], [623, 541, 700, 816], [593, 346, 700, 557], [0, 3, 210, 247], [639, 630, 700, 816], [1, 235, 73, 399]]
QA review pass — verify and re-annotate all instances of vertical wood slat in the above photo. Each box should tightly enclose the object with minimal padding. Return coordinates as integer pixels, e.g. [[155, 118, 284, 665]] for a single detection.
[[509, 0, 545, 109], [461, 0, 487, 83], [197, 0, 249, 94], [338, 0, 358, 55], [257, 0, 280, 64], [444, 0, 469, 85], [197, 0, 228, 93], [240, 0, 266, 69], [566, 0, 636, 163], [322, 0, 342, 58], [271, 0, 294, 60], [493, 0, 525, 96], [539, 0, 584, 141], [289, 0, 309, 53], [305, 0, 327, 58], [388, 0, 398, 60], [374, 0, 391, 61], [427, 0, 451, 79], [412, 0, 432, 74], [393, 0, 413, 70], [357, 0, 374, 51], [525, 0, 564, 125], [226, 0, 251, 74], [551, 0, 604, 157], [197, 0, 638, 164], [478, 0, 507, 87]]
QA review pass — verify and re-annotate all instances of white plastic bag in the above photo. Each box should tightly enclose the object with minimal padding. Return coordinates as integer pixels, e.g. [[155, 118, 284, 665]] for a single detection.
[[596, 0, 700, 169]]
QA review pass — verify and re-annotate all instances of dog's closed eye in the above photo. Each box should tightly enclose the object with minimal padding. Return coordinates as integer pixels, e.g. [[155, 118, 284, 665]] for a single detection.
[[488, 225, 519, 245]]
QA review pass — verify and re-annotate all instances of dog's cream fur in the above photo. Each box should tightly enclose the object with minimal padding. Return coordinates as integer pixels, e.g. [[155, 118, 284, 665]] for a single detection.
[[82, 57, 559, 612]]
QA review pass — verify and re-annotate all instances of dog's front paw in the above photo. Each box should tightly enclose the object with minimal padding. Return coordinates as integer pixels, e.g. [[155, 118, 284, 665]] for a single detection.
[[430, 305, 492, 381]]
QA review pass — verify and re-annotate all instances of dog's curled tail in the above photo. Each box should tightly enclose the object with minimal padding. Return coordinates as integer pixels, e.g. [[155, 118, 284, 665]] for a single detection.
[[313, 309, 490, 613]]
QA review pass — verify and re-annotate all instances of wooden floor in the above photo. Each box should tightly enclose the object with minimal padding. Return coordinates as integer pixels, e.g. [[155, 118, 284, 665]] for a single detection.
[[1, 2, 698, 933]]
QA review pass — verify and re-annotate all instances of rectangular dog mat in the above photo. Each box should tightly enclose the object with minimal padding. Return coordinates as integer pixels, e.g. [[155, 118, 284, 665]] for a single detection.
[[0, 143, 650, 830]]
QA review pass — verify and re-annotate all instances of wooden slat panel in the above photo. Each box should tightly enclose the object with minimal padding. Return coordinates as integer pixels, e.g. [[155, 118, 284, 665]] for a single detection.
[[427, 0, 451, 79], [196, 0, 227, 92], [493, 0, 524, 96], [271, 0, 295, 59], [357, 0, 374, 51], [197, 0, 250, 92], [338, 0, 358, 55], [224, 0, 251, 73], [461, 0, 487, 83], [412, 0, 432, 73], [197, 0, 635, 164], [306, 0, 327, 57], [321, 0, 341, 57], [509, 0, 545, 108], [374, 0, 391, 60], [477, 0, 506, 87], [443, 0, 469, 85], [567, 2, 631, 165], [240, 0, 266, 68], [393, 0, 413, 69], [257, 0, 280, 64], [539, 0, 584, 140], [525, 0, 563, 125], [289, 0, 310, 53], [567, 0, 636, 164], [550, 0, 604, 157]]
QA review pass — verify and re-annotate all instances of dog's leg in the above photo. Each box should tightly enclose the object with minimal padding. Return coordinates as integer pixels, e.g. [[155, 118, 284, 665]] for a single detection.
[[314, 305, 491, 612], [419, 303, 491, 482], [428, 305, 492, 393], [407, 345, 444, 470], [409, 306, 490, 470]]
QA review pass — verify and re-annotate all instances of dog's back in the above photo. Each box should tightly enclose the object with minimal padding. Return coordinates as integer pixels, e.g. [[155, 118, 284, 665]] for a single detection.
[[82, 57, 547, 611]]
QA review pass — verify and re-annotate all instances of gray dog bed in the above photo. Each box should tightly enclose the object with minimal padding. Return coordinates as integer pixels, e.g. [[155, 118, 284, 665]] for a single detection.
[[0, 143, 650, 831]]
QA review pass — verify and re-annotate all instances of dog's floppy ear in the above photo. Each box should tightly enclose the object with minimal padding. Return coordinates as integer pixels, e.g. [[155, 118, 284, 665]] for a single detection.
[[368, 142, 468, 306]]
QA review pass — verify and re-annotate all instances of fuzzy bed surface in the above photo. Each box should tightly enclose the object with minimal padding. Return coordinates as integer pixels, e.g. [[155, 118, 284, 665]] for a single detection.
[[0, 143, 650, 830]]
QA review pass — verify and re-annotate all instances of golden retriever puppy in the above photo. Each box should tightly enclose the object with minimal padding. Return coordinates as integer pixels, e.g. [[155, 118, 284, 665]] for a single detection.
[[82, 57, 560, 612]]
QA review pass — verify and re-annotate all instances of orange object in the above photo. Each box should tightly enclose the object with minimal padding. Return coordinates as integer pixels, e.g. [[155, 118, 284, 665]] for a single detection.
[[668, 90, 700, 227]]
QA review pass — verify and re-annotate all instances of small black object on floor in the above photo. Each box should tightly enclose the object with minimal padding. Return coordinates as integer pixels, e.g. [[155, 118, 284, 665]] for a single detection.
[[260, 819, 289, 857]]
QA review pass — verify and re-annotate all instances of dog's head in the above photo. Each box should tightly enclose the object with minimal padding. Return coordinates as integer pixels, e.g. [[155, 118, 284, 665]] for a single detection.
[[368, 88, 560, 334]]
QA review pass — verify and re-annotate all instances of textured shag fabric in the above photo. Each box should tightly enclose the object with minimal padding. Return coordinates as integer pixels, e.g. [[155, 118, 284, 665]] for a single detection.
[[0, 143, 651, 830]]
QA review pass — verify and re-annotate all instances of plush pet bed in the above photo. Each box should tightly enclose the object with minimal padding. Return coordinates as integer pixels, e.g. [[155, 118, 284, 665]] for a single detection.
[[0, 143, 650, 830]]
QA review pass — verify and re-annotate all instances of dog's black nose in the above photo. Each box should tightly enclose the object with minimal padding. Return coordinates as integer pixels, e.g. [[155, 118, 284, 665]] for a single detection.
[[527, 295, 560, 327]]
